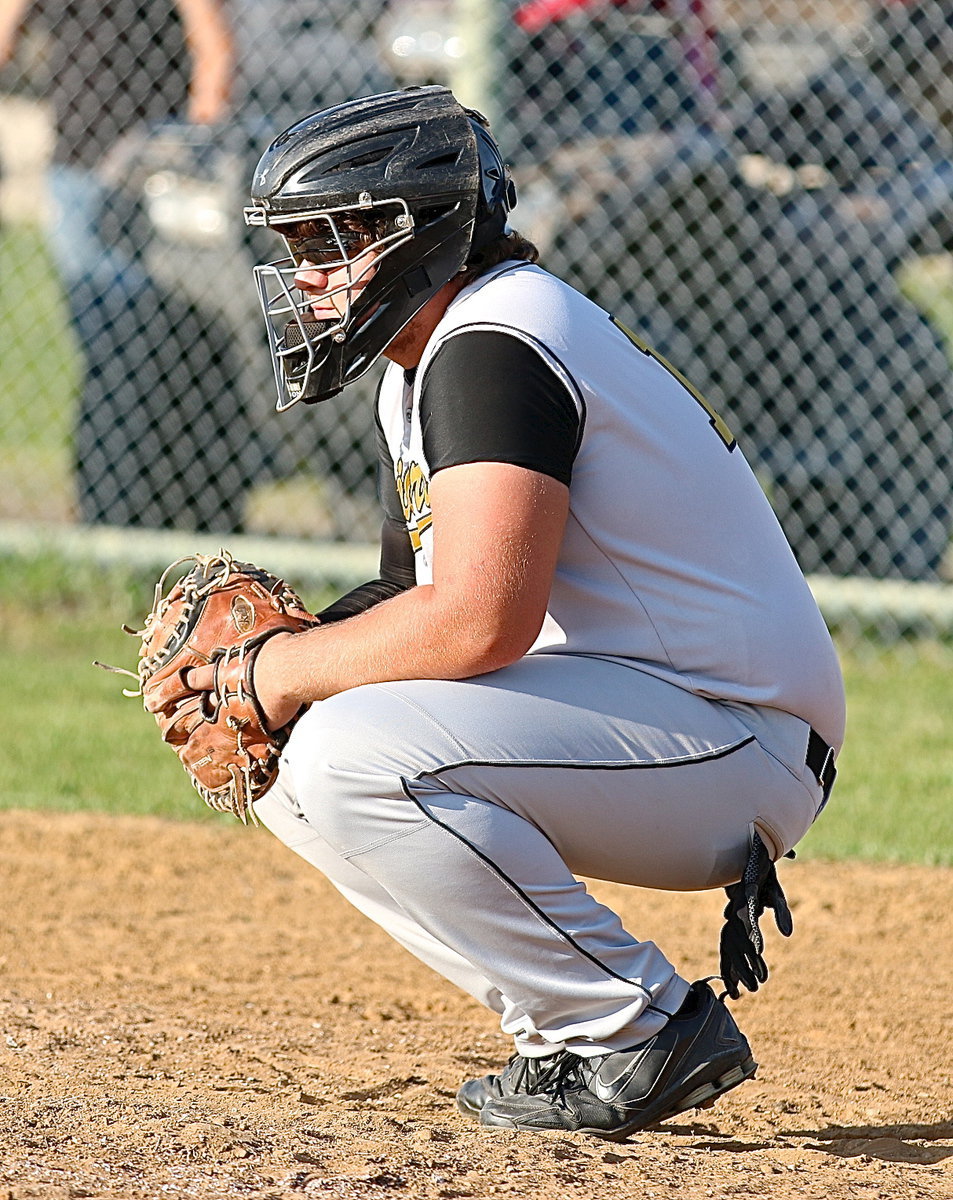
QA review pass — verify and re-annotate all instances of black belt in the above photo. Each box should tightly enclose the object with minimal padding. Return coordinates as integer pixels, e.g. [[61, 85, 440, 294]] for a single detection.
[[806, 728, 837, 802]]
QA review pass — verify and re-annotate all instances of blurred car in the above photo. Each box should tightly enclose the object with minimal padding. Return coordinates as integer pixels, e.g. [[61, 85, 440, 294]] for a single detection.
[[82, 119, 387, 537]]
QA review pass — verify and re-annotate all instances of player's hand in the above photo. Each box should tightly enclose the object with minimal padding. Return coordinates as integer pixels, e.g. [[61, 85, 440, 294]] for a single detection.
[[184, 632, 300, 733]]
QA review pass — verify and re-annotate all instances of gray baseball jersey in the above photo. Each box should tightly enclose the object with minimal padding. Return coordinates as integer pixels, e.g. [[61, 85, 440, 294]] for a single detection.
[[377, 261, 844, 748]]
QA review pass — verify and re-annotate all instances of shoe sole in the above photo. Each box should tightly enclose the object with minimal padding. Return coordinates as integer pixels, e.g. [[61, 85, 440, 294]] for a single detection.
[[478, 1053, 758, 1140], [455, 1092, 484, 1121], [591, 1053, 759, 1142]]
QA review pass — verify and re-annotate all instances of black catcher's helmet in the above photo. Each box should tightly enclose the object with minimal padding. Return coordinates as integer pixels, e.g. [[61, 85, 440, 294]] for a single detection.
[[244, 86, 518, 408]]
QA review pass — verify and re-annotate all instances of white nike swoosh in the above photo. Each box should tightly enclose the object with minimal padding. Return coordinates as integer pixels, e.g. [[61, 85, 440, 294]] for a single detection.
[[590, 1046, 653, 1103]]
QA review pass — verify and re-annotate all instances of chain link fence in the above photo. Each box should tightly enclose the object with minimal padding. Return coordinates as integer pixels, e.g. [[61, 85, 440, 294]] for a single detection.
[[2, 0, 953, 639]]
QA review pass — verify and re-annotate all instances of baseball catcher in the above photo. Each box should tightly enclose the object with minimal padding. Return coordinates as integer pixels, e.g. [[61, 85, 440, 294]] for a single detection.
[[124, 86, 844, 1140], [98, 551, 318, 822]]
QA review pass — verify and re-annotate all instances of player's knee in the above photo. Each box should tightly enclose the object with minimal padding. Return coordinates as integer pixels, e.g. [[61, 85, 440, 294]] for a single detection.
[[283, 689, 386, 793], [280, 684, 430, 849]]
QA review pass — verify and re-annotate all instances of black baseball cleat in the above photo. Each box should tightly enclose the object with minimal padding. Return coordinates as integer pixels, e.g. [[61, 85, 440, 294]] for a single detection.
[[457, 1052, 560, 1120], [469, 980, 756, 1140]]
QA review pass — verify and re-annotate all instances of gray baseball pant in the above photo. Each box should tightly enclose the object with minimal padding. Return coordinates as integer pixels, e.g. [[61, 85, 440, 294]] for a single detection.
[[254, 653, 825, 1057]]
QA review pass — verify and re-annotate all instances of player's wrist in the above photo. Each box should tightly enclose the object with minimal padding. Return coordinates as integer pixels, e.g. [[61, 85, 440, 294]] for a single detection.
[[253, 631, 307, 731]]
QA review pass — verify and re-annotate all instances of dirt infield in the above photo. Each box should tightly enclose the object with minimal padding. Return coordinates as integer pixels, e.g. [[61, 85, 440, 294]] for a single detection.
[[1, 810, 950, 1200]]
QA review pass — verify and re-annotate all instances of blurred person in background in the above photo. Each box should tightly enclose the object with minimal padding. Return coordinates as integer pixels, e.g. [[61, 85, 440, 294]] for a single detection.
[[0, 0, 233, 305], [0, 0, 398, 532], [0, 0, 235, 526]]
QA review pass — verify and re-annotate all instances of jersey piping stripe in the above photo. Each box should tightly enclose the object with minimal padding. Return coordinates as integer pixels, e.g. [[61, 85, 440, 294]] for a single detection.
[[397, 733, 756, 998], [399, 775, 656, 998], [407, 734, 757, 781]]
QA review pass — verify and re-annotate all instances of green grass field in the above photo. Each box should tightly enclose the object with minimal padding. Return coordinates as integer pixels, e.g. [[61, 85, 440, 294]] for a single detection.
[[0, 226, 80, 521], [0, 554, 223, 821], [1, 552, 951, 864]]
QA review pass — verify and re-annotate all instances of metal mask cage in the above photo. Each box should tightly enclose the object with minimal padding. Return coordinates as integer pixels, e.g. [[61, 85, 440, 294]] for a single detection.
[[247, 198, 415, 410]]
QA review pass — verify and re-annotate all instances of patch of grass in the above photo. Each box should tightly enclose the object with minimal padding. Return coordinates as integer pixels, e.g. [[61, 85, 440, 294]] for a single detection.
[[898, 253, 953, 364], [3, 613, 227, 821], [0, 555, 225, 820], [0, 225, 79, 438], [0, 549, 157, 621], [1, 550, 952, 861], [0, 224, 80, 520], [799, 643, 953, 866]]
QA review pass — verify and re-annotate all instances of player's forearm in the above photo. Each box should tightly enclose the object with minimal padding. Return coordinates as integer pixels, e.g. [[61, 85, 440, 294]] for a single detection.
[[0, 0, 30, 63], [258, 581, 535, 717], [175, 0, 235, 121]]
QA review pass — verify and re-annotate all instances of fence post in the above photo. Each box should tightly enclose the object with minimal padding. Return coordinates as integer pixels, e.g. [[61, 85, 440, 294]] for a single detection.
[[448, 0, 504, 126]]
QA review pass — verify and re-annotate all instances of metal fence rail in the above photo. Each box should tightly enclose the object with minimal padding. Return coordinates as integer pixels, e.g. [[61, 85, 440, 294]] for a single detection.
[[4, 516, 953, 646], [2, 0, 952, 644]]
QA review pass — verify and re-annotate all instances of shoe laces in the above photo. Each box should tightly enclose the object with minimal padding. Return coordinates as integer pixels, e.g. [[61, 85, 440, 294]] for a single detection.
[[506, 1051, 588, 1108]]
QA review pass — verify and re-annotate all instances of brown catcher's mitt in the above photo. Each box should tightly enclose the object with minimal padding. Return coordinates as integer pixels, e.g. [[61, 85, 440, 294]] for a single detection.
[[98, 551, 318, 822]]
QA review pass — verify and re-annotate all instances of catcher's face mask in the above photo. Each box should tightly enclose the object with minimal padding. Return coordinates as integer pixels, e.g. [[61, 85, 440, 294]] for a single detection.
[[247, 199, 415, 410]]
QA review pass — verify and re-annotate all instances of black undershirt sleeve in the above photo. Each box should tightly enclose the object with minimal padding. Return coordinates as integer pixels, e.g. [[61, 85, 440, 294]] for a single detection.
[[317, 409, 416, 624], [317, 331, 581, 623], [418, 330, 581, 486]]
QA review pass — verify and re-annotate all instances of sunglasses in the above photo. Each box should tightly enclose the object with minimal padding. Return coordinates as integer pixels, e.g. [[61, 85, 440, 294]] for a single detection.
[[285, 227, 378, 268]]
